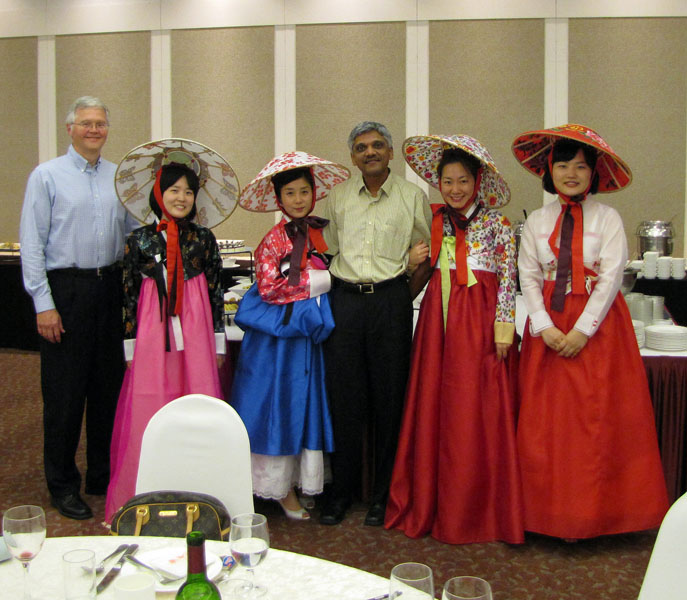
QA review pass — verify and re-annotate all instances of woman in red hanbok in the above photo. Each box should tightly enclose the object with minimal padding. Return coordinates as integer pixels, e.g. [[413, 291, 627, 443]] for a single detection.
[[513, 124, 669, 539], [385, 135, 524, 544]]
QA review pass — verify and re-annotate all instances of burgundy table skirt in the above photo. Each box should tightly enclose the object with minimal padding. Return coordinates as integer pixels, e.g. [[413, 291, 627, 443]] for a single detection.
[[644, 355, 687, 502]]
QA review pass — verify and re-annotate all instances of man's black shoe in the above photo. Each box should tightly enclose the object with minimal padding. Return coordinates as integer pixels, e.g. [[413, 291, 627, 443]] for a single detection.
[[51, 493, 93, 520], [319, 497, 351, 525], [364, 502, 386, 526]]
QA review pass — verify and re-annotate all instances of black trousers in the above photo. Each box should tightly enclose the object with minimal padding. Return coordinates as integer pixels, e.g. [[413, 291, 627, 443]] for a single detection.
[[324, 278, 412, 505], [42, 268, 125, 497]]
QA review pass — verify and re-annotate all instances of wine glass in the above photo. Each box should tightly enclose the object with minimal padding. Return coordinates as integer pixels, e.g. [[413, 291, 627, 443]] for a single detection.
[[2, 505, 47, 600], [389, 562, 434, 599], [442, 576, 493, 600], [229, 513, 269, 598]]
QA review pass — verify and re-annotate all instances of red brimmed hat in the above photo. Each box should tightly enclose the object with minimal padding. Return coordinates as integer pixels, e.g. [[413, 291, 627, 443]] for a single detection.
[[511, 123, 632, 192]]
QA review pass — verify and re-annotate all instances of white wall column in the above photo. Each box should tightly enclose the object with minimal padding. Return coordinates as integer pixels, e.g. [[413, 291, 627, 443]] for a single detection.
[[274, 24, 296, 156], [273, 24, 296, 223], [405, 20, 429, 193], [151, 30, 172, 139], [543, 18, 569, 205], [37, 35, 57, 163]]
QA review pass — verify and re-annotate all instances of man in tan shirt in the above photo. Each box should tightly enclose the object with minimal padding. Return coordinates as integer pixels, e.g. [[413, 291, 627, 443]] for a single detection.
[[320, 121, 432, 526]]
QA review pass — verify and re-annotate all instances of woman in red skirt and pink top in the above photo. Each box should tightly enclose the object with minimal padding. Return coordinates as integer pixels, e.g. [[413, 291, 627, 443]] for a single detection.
[[513, 124, 668, 539], [385, 135, 524, 544]]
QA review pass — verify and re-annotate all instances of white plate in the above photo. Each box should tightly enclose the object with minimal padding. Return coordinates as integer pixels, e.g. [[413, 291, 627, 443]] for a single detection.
[[222, 258, 239, 269], [120, 547, 221, 592], [229, 282, 252, 297]]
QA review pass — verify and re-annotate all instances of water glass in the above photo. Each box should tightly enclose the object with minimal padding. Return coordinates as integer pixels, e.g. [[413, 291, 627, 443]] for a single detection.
[[112, 573, 156, 599], [443, 576, 492, 600], [389, 562, 434, 599], [62, 549, 96, 599]]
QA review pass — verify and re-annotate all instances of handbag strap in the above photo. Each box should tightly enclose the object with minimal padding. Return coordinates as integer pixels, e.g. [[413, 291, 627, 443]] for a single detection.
[[134, 506, 150, 536], [185, 503, 199, 534]]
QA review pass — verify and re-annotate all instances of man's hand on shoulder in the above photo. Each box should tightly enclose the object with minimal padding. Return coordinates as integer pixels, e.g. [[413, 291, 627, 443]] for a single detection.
[[37, 309, 65, 343]]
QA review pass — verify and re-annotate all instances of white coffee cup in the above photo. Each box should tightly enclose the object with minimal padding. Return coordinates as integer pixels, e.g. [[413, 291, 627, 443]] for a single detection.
[[113, 573, 156, 600]]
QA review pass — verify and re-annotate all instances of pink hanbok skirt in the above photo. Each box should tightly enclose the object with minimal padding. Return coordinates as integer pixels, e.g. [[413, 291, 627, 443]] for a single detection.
[[105, 274, 222, 522]]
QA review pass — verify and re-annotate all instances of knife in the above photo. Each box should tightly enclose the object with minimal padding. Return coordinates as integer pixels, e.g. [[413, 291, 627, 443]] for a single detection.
[[96, 543, 138, 593]]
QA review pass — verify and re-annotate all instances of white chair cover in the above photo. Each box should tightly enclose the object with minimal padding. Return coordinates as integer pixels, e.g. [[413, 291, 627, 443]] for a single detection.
[[638, 492, 687, 599], [135, 394, 254, 518]]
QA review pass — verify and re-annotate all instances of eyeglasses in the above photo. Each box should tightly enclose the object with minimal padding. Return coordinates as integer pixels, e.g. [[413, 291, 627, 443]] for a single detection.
[[73, 121, 109, 131]]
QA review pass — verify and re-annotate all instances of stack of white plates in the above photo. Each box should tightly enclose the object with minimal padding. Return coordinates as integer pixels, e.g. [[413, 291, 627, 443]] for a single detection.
[[632, 319, 645, 348], [644, 324, 687, 352]]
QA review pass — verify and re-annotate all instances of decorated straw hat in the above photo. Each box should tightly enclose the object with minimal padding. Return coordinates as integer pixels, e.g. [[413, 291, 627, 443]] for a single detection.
[[115, 138, 240, 228], [403, 134, 510, 208], [511, 123, 632, 192], [239, 151, 350, 212]]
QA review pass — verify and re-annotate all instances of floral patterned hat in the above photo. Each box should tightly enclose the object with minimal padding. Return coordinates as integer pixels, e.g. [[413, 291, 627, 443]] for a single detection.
[[403, 134, 511, 208], [511, 124, 632, 192], [115, 138, 240, 228], [239, 151, 350, 212]]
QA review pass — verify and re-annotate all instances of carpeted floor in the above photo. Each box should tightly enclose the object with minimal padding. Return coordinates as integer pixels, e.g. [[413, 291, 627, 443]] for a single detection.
[[0, 349, 657, 599]]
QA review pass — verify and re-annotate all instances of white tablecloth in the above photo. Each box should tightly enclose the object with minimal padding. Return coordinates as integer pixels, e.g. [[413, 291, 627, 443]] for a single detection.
[[0, 536, 388, 599]]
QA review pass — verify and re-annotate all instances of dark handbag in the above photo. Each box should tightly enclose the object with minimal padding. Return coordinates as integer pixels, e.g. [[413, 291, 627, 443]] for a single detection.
[[110, 490, 231, 541]]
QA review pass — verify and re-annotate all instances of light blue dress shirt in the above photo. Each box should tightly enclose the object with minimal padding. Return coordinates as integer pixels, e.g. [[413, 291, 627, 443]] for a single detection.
[[19, 145, 138, 313]]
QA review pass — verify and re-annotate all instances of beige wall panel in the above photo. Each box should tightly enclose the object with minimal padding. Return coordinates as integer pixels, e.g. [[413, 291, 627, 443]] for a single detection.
[[569, 17, 687, 257], [172, 27, 274, 247], [0, 37, 37, 241], [56, 32, 151, 167], [296, 22, 406, 217], [429, 20, 545, 227]]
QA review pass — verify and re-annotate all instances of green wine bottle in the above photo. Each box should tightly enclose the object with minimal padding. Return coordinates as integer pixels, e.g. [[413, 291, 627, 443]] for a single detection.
[[175, 531, 221, 599]]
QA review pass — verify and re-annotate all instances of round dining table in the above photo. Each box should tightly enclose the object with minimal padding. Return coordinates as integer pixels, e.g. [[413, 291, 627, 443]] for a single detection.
[[0, 535, 389, 599]]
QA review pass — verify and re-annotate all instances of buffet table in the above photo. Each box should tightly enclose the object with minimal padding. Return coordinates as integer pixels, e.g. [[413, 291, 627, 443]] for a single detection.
[[0, 535, 388, 600], [0, 257, 41, 351]]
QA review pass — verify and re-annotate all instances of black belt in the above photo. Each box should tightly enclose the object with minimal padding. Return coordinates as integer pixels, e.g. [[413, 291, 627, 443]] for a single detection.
[[333, 274, 407, 294], [49, 263, 122, 279]]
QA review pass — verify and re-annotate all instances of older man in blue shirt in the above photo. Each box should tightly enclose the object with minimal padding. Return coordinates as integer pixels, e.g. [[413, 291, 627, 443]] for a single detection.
[[20, 96, 136, 520]]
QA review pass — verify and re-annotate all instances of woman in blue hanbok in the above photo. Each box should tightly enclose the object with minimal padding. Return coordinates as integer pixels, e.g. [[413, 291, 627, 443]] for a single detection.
[[231, 152, 349, 519]]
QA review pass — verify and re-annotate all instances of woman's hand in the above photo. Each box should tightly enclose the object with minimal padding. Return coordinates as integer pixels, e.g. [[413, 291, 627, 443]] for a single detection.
[[541, 326, 566, 351], [495, 342, 511, 360], [408, 240, 430, 267], [557, 330, 588, 358]]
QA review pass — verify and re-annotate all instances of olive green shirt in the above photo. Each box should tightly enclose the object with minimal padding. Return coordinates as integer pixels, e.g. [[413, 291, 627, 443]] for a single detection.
[[323, 172, 431, 283]]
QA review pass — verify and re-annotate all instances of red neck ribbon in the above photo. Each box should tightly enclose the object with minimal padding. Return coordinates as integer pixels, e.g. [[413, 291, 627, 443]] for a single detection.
[[546, 153, 595, 298], [154, 169, 185, 316], [430, 168, 483, 285]]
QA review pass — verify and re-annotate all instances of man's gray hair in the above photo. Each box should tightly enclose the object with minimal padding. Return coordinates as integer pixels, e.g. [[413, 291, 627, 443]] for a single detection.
[[347, 121, 393, 151], [65, 96, 110, 125]]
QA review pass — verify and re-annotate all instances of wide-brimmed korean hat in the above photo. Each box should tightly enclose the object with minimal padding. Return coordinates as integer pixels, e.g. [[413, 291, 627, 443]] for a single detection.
[[115, 138, 240, 228], [239, 151, 350, 212], [403, 134, 510, 208], [511, 123, 632, 192]]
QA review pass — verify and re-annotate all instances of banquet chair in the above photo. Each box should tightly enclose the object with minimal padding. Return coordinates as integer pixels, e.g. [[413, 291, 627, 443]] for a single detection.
[[638, 492, 687, 599], [135, 393, 254, 519]]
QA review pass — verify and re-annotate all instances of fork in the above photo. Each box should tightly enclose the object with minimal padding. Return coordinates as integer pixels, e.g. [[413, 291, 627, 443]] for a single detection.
[[124, 554, 185, 585]]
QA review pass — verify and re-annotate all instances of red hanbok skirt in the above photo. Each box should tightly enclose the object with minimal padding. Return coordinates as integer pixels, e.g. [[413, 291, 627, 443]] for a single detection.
[[385, 269, 524, 544], [517, 281, 669, 538]]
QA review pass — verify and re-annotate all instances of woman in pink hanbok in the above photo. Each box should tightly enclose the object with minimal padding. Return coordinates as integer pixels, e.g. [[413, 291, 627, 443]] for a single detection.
[[105, 140, 238, 522]]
